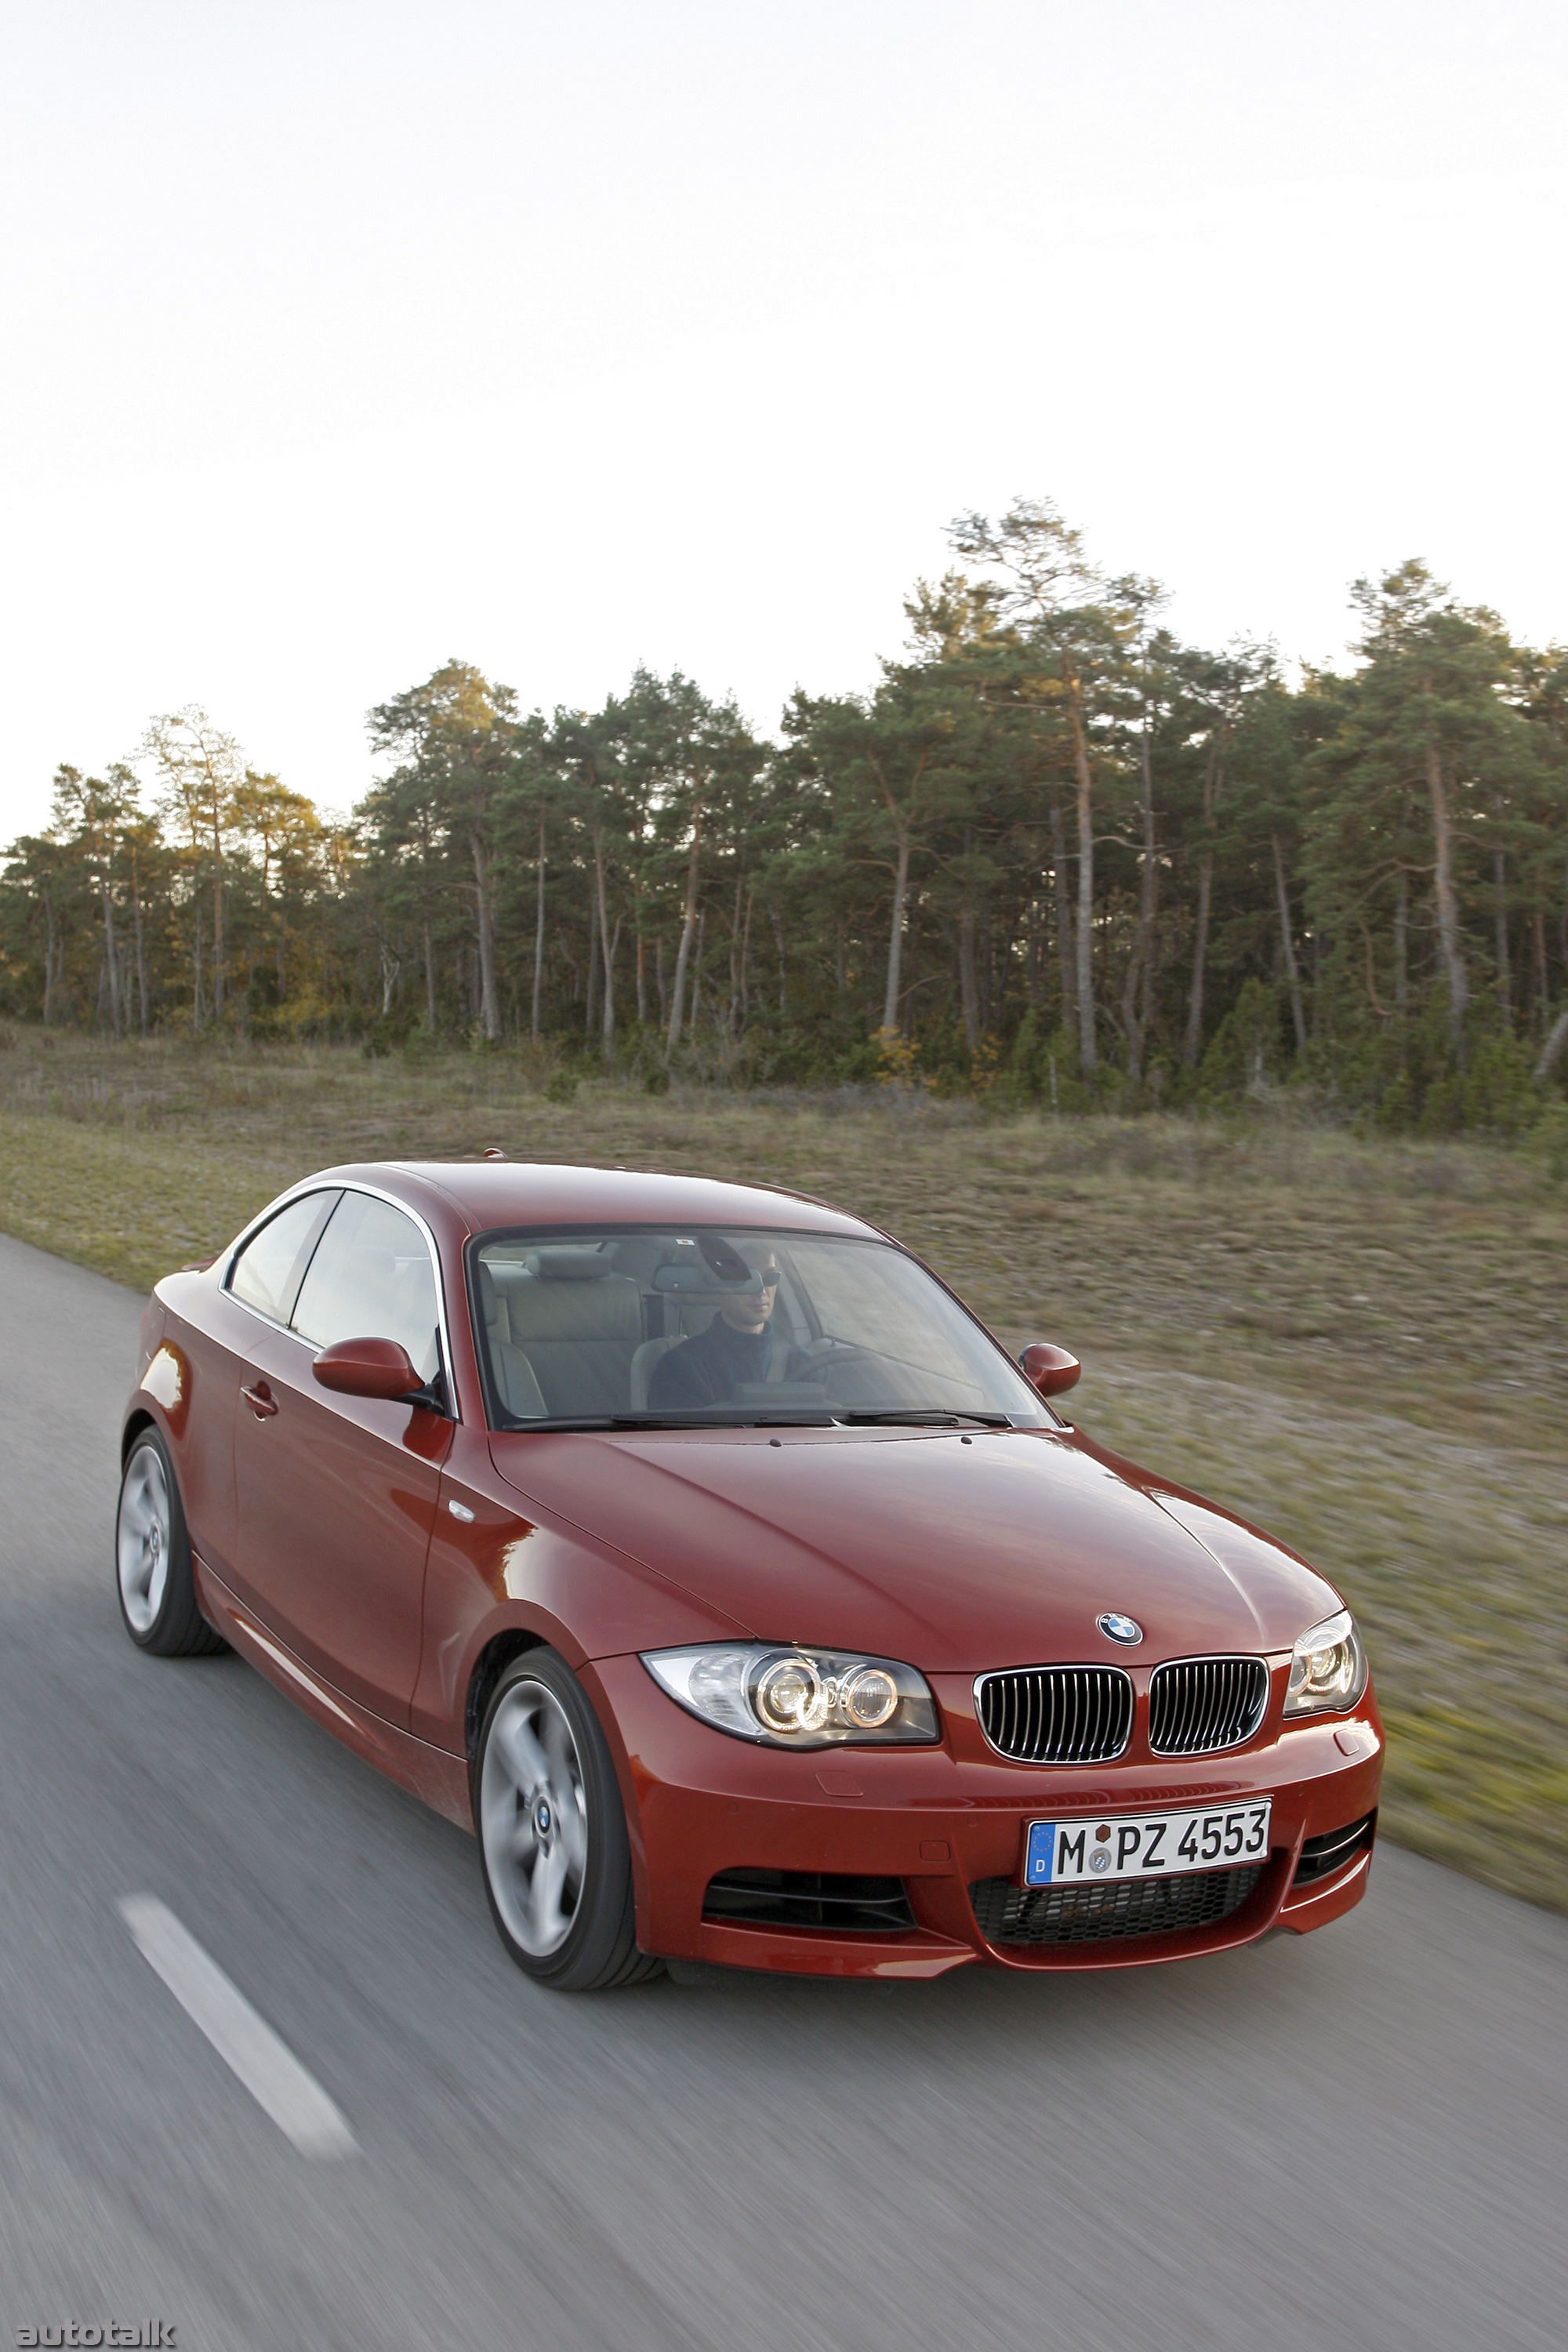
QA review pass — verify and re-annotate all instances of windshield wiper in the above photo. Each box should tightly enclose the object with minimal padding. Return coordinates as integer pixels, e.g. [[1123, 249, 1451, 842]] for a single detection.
[[608, 1410, 836, 1428], [499, 1416, 617, 1432], [833, 1409, 1013, 1428], [501, 1410, 837, 1432]]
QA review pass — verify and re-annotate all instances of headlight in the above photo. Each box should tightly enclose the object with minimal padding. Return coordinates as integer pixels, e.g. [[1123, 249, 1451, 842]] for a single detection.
[[641, 1645, 939, 1748], [1284, 1609, 1368, 1717]]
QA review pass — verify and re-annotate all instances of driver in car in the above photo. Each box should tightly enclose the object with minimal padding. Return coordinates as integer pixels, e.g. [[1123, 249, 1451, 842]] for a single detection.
[[648, 1247, 809, 1411]]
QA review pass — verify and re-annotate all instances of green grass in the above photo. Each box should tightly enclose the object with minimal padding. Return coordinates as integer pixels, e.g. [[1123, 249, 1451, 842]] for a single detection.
[[3, 1024, 1565, 1912]]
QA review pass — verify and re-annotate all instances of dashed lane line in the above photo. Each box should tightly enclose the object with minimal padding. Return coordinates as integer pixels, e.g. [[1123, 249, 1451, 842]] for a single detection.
[[117, 1895, 358, 2161]]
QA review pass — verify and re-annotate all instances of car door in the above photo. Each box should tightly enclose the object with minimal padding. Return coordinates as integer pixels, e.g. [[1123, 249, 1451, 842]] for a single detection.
[[231, 1186, 453, 1726], [184, 1187, 342, 1586]]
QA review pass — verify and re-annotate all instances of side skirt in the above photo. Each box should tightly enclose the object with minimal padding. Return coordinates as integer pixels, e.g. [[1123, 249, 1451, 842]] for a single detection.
[[193, 1553, 474, 1832]]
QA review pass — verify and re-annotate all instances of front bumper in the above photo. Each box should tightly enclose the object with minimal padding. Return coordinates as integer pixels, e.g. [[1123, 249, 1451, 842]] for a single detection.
[[589, 1653, 1385, 1976]]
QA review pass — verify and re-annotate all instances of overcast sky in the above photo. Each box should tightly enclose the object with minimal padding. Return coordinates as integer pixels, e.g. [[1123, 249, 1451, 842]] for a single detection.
[[2, 0, 1564, 833]]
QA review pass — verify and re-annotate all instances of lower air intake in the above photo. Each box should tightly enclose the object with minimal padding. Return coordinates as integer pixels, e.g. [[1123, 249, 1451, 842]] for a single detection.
[[970, 1864, 1264, 1947], [703, 1868, 915, 1934], [1293, 1813, 1376, 1883]]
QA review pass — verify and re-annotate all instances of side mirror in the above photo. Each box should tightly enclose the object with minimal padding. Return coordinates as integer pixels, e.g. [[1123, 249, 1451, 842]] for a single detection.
[[1020, 1341, 1080, 1399], [313, 1336, 424, 1400]]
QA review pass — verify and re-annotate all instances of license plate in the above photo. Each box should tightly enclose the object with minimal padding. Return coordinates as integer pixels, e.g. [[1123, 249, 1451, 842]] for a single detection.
[[1025, 1800, 1272, 1886]]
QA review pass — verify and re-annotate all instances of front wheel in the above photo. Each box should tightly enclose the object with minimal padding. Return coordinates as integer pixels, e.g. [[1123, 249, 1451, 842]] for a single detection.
[[116, 1428, 226, 1657], [474, 1649, 660, 1991]]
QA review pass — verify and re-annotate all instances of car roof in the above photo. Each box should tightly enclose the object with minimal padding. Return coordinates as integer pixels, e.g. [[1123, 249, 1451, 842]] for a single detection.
[[310, 1160, 879, 1240]]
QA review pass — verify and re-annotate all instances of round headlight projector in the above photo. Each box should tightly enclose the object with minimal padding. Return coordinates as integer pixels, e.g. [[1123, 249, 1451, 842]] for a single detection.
[[840, 1665, 900, 1729], [754, 1653, 825, 1733]]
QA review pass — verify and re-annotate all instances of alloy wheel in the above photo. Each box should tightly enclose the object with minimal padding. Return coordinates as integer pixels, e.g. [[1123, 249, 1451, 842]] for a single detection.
[[480, 1677, 589, 1956], [118, 1442, 172, 1636]]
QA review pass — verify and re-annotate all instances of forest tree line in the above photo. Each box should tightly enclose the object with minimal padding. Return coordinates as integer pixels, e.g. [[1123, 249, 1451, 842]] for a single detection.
[[5, 500, 1568, 1130]]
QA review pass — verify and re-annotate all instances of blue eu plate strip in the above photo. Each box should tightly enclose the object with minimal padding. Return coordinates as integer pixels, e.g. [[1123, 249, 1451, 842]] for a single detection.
[[1025, 1822, 1056, 1885]]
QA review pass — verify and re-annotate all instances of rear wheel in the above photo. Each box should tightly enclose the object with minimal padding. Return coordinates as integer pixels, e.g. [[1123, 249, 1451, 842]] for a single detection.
[[116, 1428, 226, 1657], [475, 1649, 661, 1991]]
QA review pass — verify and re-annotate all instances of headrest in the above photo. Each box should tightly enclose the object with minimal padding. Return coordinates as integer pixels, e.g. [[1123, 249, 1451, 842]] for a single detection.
[[506, 1272, 642, 1342], [527, 1249, 617, 1282]]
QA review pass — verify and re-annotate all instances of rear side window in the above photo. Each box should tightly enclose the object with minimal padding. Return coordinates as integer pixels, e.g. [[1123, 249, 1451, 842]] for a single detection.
[[228, 1191, 339, 1326], [292, 1191, 442, 1383]]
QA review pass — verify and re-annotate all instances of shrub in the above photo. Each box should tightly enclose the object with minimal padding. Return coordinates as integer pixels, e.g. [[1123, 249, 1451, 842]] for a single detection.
[[1196, 979, 1283, 1103], [1461, 1027, 1538, 1136], [1530, 1098, 1568, 1181]]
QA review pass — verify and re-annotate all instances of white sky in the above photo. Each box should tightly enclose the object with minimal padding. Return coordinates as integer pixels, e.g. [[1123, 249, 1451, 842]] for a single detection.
[[2, 0, 1565, 833]]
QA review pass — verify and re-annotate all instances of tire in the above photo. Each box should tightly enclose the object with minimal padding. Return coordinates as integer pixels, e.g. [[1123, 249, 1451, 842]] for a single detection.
[[116, 1428, 227, 1657], [474, 1649, 662, 1991]]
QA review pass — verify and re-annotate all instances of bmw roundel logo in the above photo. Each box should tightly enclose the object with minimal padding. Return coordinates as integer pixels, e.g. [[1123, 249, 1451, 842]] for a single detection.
[[1097, 1612, 1143, 1646]]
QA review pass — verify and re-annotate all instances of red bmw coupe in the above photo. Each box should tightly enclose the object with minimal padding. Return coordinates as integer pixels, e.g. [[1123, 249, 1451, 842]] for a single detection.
[[118, 1160, 1382, 1989]]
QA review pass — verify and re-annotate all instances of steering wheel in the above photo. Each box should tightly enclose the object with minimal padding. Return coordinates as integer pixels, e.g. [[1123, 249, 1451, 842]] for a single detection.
[[801, 1346, 898, 1405]]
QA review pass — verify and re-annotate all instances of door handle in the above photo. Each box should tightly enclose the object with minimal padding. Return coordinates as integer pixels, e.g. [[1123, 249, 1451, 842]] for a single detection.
[[241, 1381, 278, 1418]]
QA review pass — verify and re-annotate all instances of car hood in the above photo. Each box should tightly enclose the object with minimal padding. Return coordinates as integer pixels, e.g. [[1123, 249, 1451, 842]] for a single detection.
[[488, 1425, 1341, 1672]]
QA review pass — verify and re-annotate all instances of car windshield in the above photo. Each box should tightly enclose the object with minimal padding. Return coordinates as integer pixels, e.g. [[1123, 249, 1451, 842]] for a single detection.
[[470, 1225, 1051, 1429]]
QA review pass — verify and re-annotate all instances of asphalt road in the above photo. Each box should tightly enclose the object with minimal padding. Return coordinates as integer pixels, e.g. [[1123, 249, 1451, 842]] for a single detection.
[[2, 1230, 1563, 2352]]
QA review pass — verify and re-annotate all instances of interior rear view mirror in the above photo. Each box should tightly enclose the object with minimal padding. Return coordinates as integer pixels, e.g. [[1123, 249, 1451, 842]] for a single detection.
[[653, 1265, 764, 1295]]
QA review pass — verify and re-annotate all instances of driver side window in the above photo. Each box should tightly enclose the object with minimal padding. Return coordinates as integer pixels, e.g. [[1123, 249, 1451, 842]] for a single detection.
[[292, 1192, 442, 1385]]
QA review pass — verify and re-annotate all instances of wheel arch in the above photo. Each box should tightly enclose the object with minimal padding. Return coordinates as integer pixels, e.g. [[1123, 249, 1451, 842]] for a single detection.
[[121, 1406, 158, 1465], [465, 1628, 549, 1763]]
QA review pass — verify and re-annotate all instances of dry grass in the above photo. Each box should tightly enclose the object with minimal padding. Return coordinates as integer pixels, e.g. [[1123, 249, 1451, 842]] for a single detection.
[[3, 1025, 1565, 1911]]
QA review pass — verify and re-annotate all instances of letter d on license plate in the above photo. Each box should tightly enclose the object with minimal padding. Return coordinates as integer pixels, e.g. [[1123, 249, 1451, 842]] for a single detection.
[[1025, 1800, 1272, 1885]]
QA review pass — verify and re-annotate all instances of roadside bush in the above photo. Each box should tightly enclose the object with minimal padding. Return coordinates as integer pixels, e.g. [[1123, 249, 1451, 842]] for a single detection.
[[1196, 979, 1284, 1103], [1461, 1026, 1538, 1135], [360, 1006, 418, 1059], [1530, 1098, 1568, 1181]]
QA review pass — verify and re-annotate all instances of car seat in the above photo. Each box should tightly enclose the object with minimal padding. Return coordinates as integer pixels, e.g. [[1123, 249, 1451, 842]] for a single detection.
[[629, 1298, 720, 1410], [477, 1261, 548, 1418], [499, 1258, 642, 1416]]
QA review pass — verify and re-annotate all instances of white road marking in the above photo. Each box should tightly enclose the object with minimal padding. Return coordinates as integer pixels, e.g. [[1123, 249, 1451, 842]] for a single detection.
[[117, 1895, 358, 2160]]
